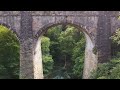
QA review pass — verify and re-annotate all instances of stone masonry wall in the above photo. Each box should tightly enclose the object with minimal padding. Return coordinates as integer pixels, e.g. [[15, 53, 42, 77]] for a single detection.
[[0, 11, 119, 79], [96, 11, 111, 63], [20, 11, 34, 79]]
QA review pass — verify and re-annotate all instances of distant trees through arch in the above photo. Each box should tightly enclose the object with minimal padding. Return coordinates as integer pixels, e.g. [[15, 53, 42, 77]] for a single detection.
[[0, 25, 20, 79]]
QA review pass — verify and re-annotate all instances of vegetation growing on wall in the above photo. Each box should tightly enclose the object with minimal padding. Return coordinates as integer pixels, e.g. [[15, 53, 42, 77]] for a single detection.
[[90, 29, 120, 79]]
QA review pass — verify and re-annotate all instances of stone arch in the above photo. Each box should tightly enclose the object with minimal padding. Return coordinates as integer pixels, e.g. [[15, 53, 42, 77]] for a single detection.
[[33, 21, 97, 79], [0, 23, 20, 42], [35, 21, 93, 42]]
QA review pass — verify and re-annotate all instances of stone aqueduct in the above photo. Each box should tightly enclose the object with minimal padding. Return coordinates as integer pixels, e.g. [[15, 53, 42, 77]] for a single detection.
[[0, 11, 120, 79]]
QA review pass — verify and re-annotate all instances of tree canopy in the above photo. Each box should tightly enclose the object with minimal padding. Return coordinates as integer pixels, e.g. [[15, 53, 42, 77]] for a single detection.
[[0, 25, 19, 79]]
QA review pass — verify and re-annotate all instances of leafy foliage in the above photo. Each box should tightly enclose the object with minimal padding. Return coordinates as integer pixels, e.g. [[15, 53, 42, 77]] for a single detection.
[[0, 24, 86, 79], [42, 25, 85, 79], [91, 29, 120, 79], [90, 57, 120, 79], [41, 36, 54, 78], [72, 37, 85, 78], [0, 25, 19, 79], [111, 29, 120, 45]]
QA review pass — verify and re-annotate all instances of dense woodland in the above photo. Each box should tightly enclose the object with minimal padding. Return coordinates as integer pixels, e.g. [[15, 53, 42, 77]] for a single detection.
[[0, 24, 120, 79], [41, 25, 85, 79]]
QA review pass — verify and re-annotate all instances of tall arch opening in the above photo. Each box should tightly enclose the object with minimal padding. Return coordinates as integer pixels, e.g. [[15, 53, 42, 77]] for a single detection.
[[0, 25, 20, 79], [34, 23, 97, 79]]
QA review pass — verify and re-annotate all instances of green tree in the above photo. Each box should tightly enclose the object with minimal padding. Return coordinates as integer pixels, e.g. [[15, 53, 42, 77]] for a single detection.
[[42, 25, 86, 79], [41, 36, 54, 78], [58, 26, 76, 66], [72, 35, 85, 78], [45, 25, 62, 64], [0, 25, 19, 79]]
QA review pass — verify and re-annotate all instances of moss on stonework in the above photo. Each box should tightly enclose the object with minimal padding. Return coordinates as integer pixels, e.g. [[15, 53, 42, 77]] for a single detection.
[[93, 46, 97, 55]]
